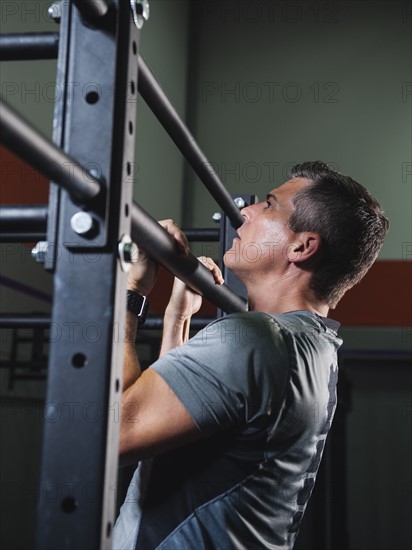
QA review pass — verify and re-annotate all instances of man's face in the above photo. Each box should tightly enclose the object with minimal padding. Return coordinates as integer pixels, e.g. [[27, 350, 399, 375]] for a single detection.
[[223, 177, 309, 281]]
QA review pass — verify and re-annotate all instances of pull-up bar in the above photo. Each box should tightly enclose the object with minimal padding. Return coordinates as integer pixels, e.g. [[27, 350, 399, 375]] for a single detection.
[[130, 202, 245, 312], [0, 32, 245, 229], [0, 100, 247, 313]]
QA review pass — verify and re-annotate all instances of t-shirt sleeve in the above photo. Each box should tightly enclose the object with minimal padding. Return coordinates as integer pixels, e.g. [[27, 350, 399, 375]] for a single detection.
[[150, 312, 290, 436]]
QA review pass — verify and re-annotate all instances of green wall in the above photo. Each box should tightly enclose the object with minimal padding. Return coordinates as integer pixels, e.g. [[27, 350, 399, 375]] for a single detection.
[[184, 0, 411, 263]]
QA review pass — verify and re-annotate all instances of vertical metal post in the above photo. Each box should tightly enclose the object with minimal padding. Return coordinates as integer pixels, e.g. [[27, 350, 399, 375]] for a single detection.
[[36, 1, 141, 548]]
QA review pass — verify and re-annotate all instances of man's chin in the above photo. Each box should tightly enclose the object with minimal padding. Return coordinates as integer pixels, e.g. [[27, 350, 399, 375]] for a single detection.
[[223, 252, 238, 276]]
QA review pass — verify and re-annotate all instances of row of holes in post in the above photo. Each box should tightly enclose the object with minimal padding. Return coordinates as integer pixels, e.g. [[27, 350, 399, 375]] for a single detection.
[[84, 39, 137, 217]]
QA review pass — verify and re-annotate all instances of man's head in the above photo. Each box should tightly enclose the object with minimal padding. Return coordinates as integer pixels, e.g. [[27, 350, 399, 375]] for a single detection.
[[287, 161, 389, 307], [224, 160, 389, 309]]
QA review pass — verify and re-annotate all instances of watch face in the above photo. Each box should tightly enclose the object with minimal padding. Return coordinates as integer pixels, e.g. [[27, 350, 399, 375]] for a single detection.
[[127, 291, 149, 324]]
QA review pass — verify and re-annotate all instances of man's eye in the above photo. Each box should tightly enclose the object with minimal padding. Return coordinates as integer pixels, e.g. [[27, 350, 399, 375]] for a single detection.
[[265, 200, 271, 209]]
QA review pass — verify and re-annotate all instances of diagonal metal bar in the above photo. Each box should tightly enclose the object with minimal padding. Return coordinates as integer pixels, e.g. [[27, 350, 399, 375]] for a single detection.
[[0, 100, 101, 202], [137, 56, 245, 229], [131, 202, 246, 313]]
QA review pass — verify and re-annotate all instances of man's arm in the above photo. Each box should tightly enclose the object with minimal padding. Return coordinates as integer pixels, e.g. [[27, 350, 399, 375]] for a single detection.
[[119, 226, 225, 465], [122, 311, 141, 392], [120, 309, 199, 466]]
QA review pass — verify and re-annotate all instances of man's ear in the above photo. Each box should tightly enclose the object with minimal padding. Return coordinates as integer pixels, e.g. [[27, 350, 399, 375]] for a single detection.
[[286, 233, 321, 263]]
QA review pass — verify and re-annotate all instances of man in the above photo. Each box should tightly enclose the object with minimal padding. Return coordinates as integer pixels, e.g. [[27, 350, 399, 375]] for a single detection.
[[113, 161, 389, 549]]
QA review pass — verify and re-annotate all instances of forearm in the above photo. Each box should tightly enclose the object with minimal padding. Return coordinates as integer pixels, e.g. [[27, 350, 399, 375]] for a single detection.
[[123, 311, 142, 391], [159, 309, 191, 357]]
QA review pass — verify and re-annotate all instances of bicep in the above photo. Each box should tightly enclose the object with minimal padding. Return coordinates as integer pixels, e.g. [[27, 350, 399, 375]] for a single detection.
[[119, 368, 200, 464]]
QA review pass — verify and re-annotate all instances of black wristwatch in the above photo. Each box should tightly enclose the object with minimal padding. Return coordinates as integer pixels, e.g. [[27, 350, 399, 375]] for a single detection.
[[126, 290, 149, 325]]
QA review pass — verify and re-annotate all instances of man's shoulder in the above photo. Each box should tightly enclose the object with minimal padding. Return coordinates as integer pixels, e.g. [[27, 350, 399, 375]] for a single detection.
[[199, 311, 285, 347], [199, 310, 341, 350]]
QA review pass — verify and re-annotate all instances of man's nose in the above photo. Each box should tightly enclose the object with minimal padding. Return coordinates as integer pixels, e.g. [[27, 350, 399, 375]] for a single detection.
[[239, 202, 256, 223]]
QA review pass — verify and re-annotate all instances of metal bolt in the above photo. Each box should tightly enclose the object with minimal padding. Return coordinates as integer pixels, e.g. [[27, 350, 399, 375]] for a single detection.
[[71, 211, 94, 235], [212, 212, 222, 223], [234, 197, 245, 209], [32, 241, 49, 263], [48, 1, 62, 22], [118, 235, 137, 273], [131, 0, 150, 29]]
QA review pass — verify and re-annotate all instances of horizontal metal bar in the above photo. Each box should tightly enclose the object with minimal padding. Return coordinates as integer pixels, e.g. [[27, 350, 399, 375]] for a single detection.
[[0, 203, 47, 241], [143, 316, 212, 331], [0, 32, 59, 61], [0, 233, 46, 243], [0, 100, 101, 203], [0, 231, 218, 243], [137, 57, 244, 229], [0, 315, 213, 331], [183, 228, 219, 242], [0, 315, 50, 328], [0, 205, 48, 230], [0, 205, 219, 242], [131, 202, 246, 313]]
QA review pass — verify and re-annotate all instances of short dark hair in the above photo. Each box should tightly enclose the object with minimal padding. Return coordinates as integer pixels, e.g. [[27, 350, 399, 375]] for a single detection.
[[288, 161, 389, 308]]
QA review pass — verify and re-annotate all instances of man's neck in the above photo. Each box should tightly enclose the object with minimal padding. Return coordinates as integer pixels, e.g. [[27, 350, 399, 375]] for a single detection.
[[245, 273, 329, 318]]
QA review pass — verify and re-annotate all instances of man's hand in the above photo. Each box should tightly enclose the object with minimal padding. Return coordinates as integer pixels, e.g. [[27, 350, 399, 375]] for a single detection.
[[127, 219, 190, 295], [166, 256, 224, 321], [160, 257, 224, 356]]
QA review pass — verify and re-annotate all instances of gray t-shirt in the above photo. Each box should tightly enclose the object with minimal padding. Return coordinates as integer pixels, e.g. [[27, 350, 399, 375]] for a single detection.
[[113, 310, 342, 550]]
